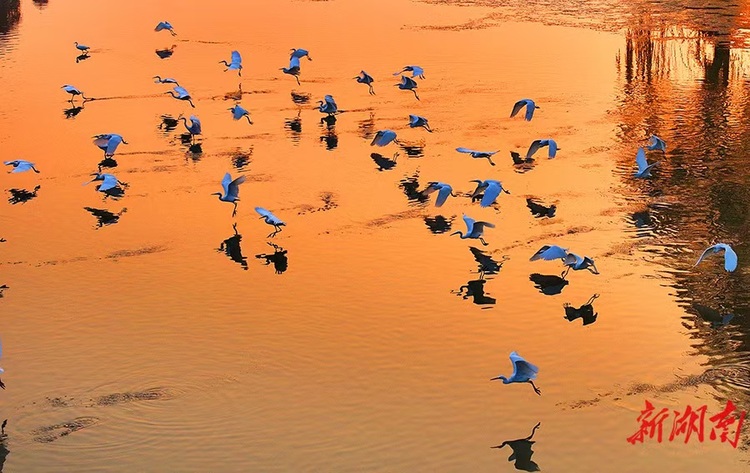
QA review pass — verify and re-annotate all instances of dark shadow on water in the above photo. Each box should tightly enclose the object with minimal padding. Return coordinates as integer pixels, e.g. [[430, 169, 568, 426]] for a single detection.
[[398, 141, 425, 158], [97, 186, 125, 200], [7, 186, 40, 205], [75, 52, 89, 63], [97, 157, 118, 170], [0, 0, 20, 35], [319, 115, 337, 150], [423, 214, 453, 234], [232, 150, 252, 170], [32, 0, 47, 10], [492, 422, 541, 472], [285, 110, 302, 144], [255, 242, 288, 274], [398, 172, 429, 205], [529, 273, 568, 295], [371, 152, 398, 171], [691, 303, 734, 329], [155, 45, 176, 59], [217, 223, 248, 271], [0, 422, 9, 472], [84, 207, 126, 229], [159, 115, 179, 133], [358, 112, 375, 140], [63, 103, 85, 119], [526, 198, 556, 218], [454, 272, 495, 307], [469, 247, 507, 275], [291, 91, 310, 105], [564, 294, 599, 326]]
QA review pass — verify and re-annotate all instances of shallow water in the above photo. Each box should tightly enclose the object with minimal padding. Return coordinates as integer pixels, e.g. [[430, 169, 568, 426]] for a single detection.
[[1, 0, 750, 471]]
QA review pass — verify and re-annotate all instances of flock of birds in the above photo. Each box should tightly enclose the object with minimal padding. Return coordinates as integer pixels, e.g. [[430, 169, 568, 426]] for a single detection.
[[0, 17, 742, 465]]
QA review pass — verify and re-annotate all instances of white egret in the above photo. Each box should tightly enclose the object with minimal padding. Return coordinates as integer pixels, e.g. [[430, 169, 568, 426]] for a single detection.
[[219, 50, 242, 76], [469, 179, 509, 207], [61, 84, 88, 102], [74, 42, 90, 53], [510, 99, 539, 121], [562, 252, 599, 276], [281, 56, 301, 85], [634, 147, 658, 178], [393, 65, 425, 79], [422, 182, 456, 207], [179, 115, 201, 142], [290, 48, 312, 61], [212, 172, 246, 217], [450, 214, 495, 246], [355, 70, 375, 95], [85, 173, 126, 192], [155, 21, 176, 36], [529, 245, 569, 262], [317, 95, 338, 115], [409, 114, 432, 132], [491, 351, 541, 396], [526, 139, 559, 160], [395, 76, 419, 100], [371, 130, 399, 147], [694, 243, 738, 272], [165, 86, 195, 108], [153, 76, 179, 86], [456, 147, 499, 166], [92, 134, 128, 158], [255, 207, 285, 237], [229, 104, 253, 124], [647, 135, 666, 152], [4, 160, 40, 173]]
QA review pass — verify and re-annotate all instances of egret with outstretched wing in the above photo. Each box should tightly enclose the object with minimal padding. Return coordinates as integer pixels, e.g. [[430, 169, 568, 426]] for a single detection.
[[526, 139, 558, 160], [491, 351, 541, 396], [212, 173, 246, 217], [456, 148, 499, 166], [4, 160, 40, 173], [166, 86, 194, 107], [393, 65, 425, 79], [647, 135, 666, 152], [510, 99, 539, 121], [634, 147, 658, 178], [255, 207, 285, 237], [220, 50, 243, 76], [229, 104, 253, 124], [695, 243, 738, 272], [423, 182, 456, 207], [450, 214, 495, 246], [395, 76, 419, 100], [408, 114, 432, 132], [371, 130, 399, 147], [469, 179, 509, 207], [155, 21, 176, 35]]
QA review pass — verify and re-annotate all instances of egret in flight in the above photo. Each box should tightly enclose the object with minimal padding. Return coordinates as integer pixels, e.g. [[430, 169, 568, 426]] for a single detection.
[[647, 135, 666, 152], [451, 214, 495, 246], [530, 244, 569, 262], [530, 245, 598, 276], [62, 84, 88, 102], [371, 130, 399, 147], [469, 179, 509, 207], [456, 148, 499, 166], [290, 48, 312, 61], [255, 207, 285, 237], [220, 50, 242, 76], [281, 56, 301, 85], [74, 42, 90, 53], [694, 243, 738, 272], [526, 139, 559, 160], [153, 76, 179, 86], [155, 21, 176, 35], [422, 182, 456, 207], [86, 173, 127, 192], [491, 352, 541, 395], [180, 115, 202, 143], [634, 147, 658, 178], [355, 70, 375, 94], [409, 114, 432, 132], [229, 104, 253, 124], [213, 173, 246, 217], [4, 160, 40, 173], [93, 134, 128, 158], [317, 95, 338, 115], [510, 99, 539, 121], [165, 86, 195, 107], [393, 65, 425, 79], [395, 76, 419, 100]]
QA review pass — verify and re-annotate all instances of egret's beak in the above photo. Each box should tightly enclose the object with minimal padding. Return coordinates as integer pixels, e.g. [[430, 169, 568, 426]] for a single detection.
[[489, 376, 501, 381], [449, 231, 459, 237]]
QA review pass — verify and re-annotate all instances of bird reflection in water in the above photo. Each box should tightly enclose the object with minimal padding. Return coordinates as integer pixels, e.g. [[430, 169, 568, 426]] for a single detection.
[[564, 294, 600, 325], [526, 198, 556, 218], [454, 273, 496, 307], [290, 91, 310, 105], [75, 52, 89, 63], [159, 115, 179, 132], [469, 246, 507, 275], [83, 207, 126, 229], [7, 186, 40, 205], [218, 223, 248, 270], [423, 215, 453, 234], [492, 422, 541, 472], [511, 151, 535, 173], [358, 112, 375, 140], [692, 303, 734, 329], [529, 272, 569, 295], [97, 157, 118, 170], [371, 152, 398, 171], [0, 286, 8, 298], [399, 172, 429, 205], [398, 141, 425, 158], [285, 110, 302, 144], [232, 151, 252, 170], [255, 242, 288, 274], [0, 419, 9, 472], [63, 102, 85, 119], [319, 115, 338, 150], [155, 45, 176, 59]]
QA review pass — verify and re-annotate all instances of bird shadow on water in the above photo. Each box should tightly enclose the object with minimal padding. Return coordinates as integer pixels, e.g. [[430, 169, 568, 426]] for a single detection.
[[398, 140, 425, 158], [285, 110, 302, 144], [358, 112, 375, 140], [398, 172, 429, 205], [63, 102, 85, 119], [491, 422, 542, 472], [319, 115, 338, 150], [255, 242, 288, 274], [83, 207, 126, 229], [217, 223, 248, 271], [155, 45, 176, 59], [371, 152, 398, 171], [158, 114, 179, 133], [529, 272, 569, 295], [290, 91, 310, 105], [563, 293, 599, 325], [453, 273, 496, 308], [7, 186, 40, 204], [75, 52, 89, 63], [423, 214, 454, 234], [97, 157, 118, 170], [0, 423, 9, 473]]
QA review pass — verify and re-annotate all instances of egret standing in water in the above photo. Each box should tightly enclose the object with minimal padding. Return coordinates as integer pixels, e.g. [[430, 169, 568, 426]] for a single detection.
[[93, 134, 128, 158], [179, 115, 202, 143], [219, 50, 243, 76], [155, 21, 176, 35], [229, 104, 253, 124], [469, 179, 509, 207], [395, 76, 419, 100], [526, 139, 559, 160], [456, 148, 499, 166], [165, 86, 195, 107], [647, 135, 666, 152], [491, 351, 541, 396], [634, 147, 658, 178], [290, 48, 312, 61], [371, 130, 399, 147], [409, 114, 432, 132], [281, 56, 301, 85], [451, 214, 495, 246], [393, 65, 425, 79], [422, 182, 456, 207], [355, 70, 375, 94], [694, 243, 738, 272], [153, 76, 179, 86], [61, 84, 88, 102], [4, 160, 40, 173], [213, 173, 246, 217], [74, 42, 90, 54], [255, 207, 285, 237], [510, 98, 539, 121]]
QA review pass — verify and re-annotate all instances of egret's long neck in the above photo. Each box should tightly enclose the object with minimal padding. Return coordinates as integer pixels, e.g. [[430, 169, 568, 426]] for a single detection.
[[499, 376, 509, 384]]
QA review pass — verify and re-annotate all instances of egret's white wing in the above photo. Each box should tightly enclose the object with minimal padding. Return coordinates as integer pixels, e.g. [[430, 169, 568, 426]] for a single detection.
[[371, 130, 396, 147], [526, 140, 544, 160], [2, 161, 17, 166], [462, 214, 476, 234], [473, 222, 495, 233], [227, 175, 246, 200], [456, 147, 478, 154], [649, 135, 666, 151], [174, 86, 189, 97], [530, 245, 568, 261], [99, 174, 118, 191], [221, 173, 232, 196], [435, 185, 452, 207], [231, 50, 241, 66], [719, 244, 738, 272], [525, 100, 536, 121], [409, 115, 419, 126], [190, 116, 202, 134], [289, 56, 301, 69], [509, 351, 538, 380], [635, 147, 648, 172], [255, 206, 272, 218], [547, 140, 558, 158], [510, 100, 526, 118], [12, 161, 33, 172], [411, 65, 424, 77], [563, 253, 584, 267], [106, 137, 122, 156], [480, 182, 502, 207]]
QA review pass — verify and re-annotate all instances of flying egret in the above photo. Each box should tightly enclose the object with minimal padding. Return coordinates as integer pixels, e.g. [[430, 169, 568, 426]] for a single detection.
[[212, 173, 246, 217], [92, 134, 128, 158], [450, 214, 495, 246], [229, 104, 253, 124], [422, 182, 456, 207], [153, 76, 179, 86], [647, 135, 666, 152], [562, 253, 599, 276], [3, 160, 40, 173], [355, 70, 375, 94], [371, 130, 399, 147], [61, 84, 88, 102], [456, 147, 499, 166], [634, 147, 658, 178], [408, 114, 432, 132], [317, 95, 338, 115], [281, 56, 301, 85], [526, 139, 559, 160], [220, 50, 242, 76], [179, 115, 202, 142], [469, 179, 509, 207], [491, 351, 541, 396], [529, 244, 569, 262], [694, 243, 738, 272], [165, 86, 195, 107], [155, 21, 176, 35], [255, 207, 285, 237], [395, 76, 419, 100], [290, 48, 312, 61], [74, 42, 90, 53], [393, 65, 425, 79], [510, 99, 539, 121], [85, 173, 126, 192]]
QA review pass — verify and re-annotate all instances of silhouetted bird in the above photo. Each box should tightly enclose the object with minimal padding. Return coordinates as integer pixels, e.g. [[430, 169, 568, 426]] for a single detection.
[[63, 104, 84, 118], [7, 186, 40, 204], [290, 91, 310, 104], [564, 294, 599, 325], [371, 152, 398, 171], [355, 70, 375, 94], [155, 45, 176, 59], [423, 215, 453, 234], [159, 115, 179, 132], [0, 285, 7, 298], [395, 75, 419, 100], [511, 151, 534, 165], [692, 304, 734, 328], [218, 223, 248, 270], [492, 422, 541, 472], [84, 207, 126, 228], [529, 273, 569, 295], [469, 246, 505, 275], [399, 173, 429, 204], [455, 277, 496, 306], [255, 242, 288, 274], [526, 198, 556, 218]]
